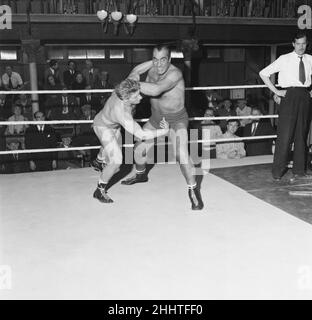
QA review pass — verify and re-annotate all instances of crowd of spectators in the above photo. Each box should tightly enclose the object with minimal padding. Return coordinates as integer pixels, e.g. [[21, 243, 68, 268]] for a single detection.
[[0, 63, 279, 174], [0, 59, 113, 174], [199, 90, 276, 160]]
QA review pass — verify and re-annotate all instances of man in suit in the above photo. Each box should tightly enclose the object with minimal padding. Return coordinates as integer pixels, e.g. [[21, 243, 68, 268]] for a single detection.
[[82, 60, 99, 89], [243, 107, 276, 156], [48, 88, 79, 120], [1, 137, 29, 174], [0, 94, 12, 120], [80, 85, 102, 112], [72, 104, 98, 162], [25, 111, 58, 172], [44, 60, 62, 86], [95, 70, 113, 105], [63, 60, 78, 90]]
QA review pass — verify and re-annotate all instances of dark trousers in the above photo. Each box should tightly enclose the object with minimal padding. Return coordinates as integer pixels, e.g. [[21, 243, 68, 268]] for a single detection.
[[272, 87, 311, 178]]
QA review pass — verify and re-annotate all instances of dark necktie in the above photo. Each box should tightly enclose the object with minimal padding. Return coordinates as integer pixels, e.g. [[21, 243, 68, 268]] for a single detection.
[[8, 76, 13, 89], [299, 56, 306, 84]]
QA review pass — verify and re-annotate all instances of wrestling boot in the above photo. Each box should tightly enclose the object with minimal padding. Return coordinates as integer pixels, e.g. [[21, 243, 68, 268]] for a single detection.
[[121, 172, 148, 185], [91, 158, 106, 172], [188, 186, 204, 210], [93, 183, 113, 203]]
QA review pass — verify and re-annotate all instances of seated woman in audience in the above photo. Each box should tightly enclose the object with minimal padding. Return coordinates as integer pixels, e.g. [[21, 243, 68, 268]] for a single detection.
[[216, 99, 236, 133], [235, 99, 252, 136], [6, 104, 28, 137], [216, 119, 246, 160], [15, 94, 33, 120], [44, 75, 63, 115], [201, 107, 222, 158], [72, 72, 87, 106]]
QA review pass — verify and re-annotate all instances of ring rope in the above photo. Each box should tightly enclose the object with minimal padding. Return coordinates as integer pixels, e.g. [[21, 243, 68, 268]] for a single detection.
[[0, 84, 271, 95], [0, 115, 279, 126], [0, 135, 277, 156]]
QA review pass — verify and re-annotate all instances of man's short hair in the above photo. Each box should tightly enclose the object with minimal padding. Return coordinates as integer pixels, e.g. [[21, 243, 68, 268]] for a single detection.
[[115, 79, 140, 101], [49, 60, 58, 68], [154, 44, 171, 58], [251, 106, 263, 114], [226, 119, 240, 126], [293, 30, 307, 42], [34, 110, 45, 118]]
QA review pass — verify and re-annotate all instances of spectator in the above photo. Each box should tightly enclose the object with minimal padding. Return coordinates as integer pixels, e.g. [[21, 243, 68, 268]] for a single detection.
[[0, 94, 12, 120], [82, 59, 100, 88], [217, 99, 236, 133], [72, 72, 87, 106], [15, 94, 33, 120], [72, 104, 98, 161], [243, 107, 276, 156], [95, 70, 113, 105], [48, 87, 79, 120], [44, 60, 62, 86], [44, 75, 63, 115], [25, 111, 58, 172], [57, 133, 80, 170], [63, 60, 78, 89], [1, 66, 23, 91], [235, 99, 252, 129], [80, 85, 101, 112], [6, 104, 28, 136], [1, 137, 29, 174], [216, 119, 246, 159], [205, 89, 222, 111], [201, 107, 222, 159]]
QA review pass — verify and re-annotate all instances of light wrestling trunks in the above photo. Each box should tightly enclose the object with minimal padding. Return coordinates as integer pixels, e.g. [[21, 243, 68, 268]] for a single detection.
[[149, 107, 189, 130]]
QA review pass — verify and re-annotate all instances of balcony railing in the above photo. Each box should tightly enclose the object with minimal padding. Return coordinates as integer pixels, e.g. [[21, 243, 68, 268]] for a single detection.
[[2, 0, 309, 18]]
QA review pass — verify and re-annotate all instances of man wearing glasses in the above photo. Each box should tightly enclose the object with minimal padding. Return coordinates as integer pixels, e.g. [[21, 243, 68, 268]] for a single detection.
[[121, 44, 204, 210]]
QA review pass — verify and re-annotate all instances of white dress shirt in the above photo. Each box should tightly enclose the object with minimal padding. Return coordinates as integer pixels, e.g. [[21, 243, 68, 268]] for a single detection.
[[259, 51, 312, 88], [1, 72, 23, 88]]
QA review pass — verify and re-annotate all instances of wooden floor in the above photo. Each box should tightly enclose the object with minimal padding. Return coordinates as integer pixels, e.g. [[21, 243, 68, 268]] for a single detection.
[[1, 160, 312, 299]]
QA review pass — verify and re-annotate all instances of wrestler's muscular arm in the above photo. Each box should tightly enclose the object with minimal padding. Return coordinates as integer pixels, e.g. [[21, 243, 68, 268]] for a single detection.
[[118, 110, 169, 140], [127, 61, 153, 81], [140, 68, 182, 96]]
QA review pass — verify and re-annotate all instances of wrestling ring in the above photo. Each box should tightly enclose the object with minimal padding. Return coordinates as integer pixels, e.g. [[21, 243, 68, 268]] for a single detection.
[[1, 85, 312, 300]]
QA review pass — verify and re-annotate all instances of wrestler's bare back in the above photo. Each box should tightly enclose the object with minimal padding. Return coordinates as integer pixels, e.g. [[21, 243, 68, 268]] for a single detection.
[[147, 64, 185, 113]]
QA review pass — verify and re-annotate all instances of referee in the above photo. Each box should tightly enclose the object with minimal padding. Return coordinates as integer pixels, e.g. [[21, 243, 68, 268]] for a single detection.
[[259, 31, 312, 182]]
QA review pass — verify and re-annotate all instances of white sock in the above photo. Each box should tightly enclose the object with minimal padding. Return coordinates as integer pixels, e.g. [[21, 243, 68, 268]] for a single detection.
[[97, 156, 105, 163], [98, 179, 108, 186], [136, 169, 146, 174]]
